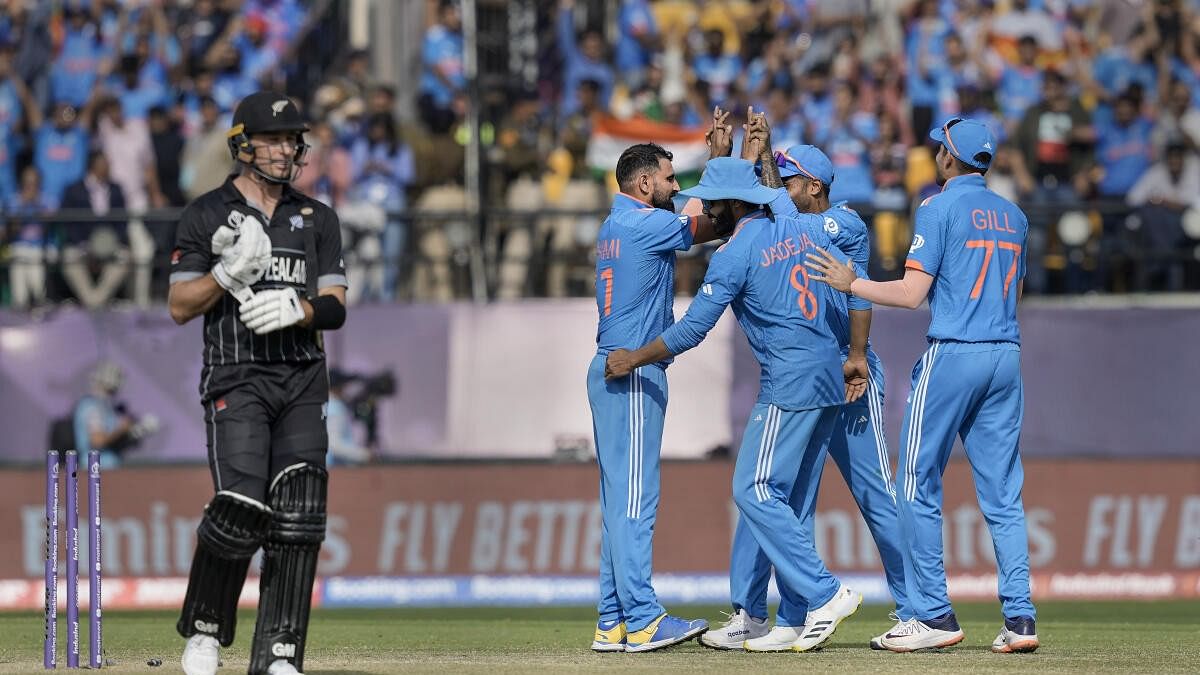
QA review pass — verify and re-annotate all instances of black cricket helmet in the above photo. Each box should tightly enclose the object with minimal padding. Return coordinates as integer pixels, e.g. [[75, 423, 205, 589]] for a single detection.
[[227, 91, 311, 184]]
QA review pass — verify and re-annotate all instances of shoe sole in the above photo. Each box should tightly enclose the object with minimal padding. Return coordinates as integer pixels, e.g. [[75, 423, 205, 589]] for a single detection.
[[590, 642, 625, 653], [743, 640, 798, 653], [791, 593, 863, 653], [869, 637, 884, 650], [883, 632, 965, 653], [992, 638, 1039, 653], [698, 635, 748, 651], [625, 624, 707, 653]]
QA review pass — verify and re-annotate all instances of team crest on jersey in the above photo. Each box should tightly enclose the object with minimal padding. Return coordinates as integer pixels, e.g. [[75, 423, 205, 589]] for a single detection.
[[823, 216, 839, 236], [909, 234, 925, 253]]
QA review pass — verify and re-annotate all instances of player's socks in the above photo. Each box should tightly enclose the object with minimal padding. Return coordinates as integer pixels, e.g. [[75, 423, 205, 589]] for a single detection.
[[870, 611, 904, 650], [267, 659, 302, 675], [624, 614, 707, 653], [699, 609, 768, 650], [181, 634, 220, 675], [791, 584, 863, 652], [991, 616, 1039, 653], [743, 625, 803, 652], [590, 619, 627, 652], [880, 611, 965, 652]]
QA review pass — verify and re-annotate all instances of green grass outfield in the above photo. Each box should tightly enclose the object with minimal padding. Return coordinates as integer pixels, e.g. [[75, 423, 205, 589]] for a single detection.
[[2, 601, 1196, 673]]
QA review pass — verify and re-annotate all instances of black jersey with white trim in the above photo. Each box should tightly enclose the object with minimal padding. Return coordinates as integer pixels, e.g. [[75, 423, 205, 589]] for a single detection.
[[170, 176, 347, 366]]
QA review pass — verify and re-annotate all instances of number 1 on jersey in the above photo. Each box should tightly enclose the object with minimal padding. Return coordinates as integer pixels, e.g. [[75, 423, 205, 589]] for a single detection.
[[966, 239, 1022, 299], [600, 267, 613, 316]]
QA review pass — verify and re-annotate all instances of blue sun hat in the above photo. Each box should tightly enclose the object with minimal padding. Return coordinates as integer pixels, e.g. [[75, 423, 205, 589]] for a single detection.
[[929, 117, 996, 169], [680, 157, 778, 204], [767, 144, 835, 185]]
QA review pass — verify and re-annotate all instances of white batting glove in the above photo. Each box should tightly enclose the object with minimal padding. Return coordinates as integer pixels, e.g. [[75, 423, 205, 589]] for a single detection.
[[211, 223, 238, 255], [212, 217, 272, 300], [239, 287, 306, 335]]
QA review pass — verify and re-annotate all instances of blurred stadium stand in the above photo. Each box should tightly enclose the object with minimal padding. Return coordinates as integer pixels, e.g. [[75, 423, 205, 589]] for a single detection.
[[2, 0, 1200, 308]]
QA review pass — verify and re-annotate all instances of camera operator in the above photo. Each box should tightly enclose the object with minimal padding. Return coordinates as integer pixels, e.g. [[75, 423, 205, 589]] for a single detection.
[[72, 361, 160, 468], [327, 369, 372, 466]]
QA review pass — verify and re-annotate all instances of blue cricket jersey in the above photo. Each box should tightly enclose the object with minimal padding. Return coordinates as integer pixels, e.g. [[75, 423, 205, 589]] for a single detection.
[[906, 174, 1028, 344], [661, 207, 844, 411], [769, 190, 872, 352], [594, 193, 696, 365]]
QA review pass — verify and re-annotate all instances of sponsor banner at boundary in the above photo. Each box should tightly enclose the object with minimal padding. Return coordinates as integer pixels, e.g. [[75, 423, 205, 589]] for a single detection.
[[3, 572, 1197, 611]]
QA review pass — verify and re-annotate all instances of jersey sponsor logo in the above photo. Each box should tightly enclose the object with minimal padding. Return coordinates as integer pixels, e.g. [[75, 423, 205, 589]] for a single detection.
[[823, 216, 839, 236], [701, 283, 713, 295], [263, 256, 307, 285], [171, 249, 182, 265], [909, 234, 925, 254], [760, 232, 817, 268], [215, 398, 227, 412], [271, 642, 296, 658]]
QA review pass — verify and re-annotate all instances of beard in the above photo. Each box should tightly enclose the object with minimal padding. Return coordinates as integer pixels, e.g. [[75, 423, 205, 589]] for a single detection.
[[650, 186, 675, 211]]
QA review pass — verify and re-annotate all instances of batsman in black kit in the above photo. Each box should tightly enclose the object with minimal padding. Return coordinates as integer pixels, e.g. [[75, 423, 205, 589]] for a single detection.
[[168, 91, 347, 675]]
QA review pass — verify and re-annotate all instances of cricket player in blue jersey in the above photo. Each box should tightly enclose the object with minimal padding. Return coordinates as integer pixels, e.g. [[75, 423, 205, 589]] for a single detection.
[[700, 138, 909, 651], [587, 133, 733, 652], [807, 117, 1039, 654], [606, 154, 863, 653]]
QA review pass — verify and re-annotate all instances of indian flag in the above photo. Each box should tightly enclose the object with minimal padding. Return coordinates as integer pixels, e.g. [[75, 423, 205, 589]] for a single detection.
[[587, 115, 709, 187]]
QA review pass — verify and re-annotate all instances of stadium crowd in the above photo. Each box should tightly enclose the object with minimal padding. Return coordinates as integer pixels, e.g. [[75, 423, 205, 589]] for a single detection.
[[3, 0, 1200, 309]]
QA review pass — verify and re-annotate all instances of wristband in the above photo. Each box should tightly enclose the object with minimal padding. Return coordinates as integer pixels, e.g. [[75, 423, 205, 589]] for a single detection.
[[309, 294, 346, 330]]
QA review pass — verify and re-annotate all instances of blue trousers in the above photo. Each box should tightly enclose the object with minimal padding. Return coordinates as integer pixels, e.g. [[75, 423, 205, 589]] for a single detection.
[[587, 355, 666, 631], [730, 357, 909, 624], [731, 402, 841, 624], [897, 340, 1035, 621]]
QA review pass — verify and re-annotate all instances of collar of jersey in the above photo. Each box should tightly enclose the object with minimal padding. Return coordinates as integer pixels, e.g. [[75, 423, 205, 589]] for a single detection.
[[218, 174, 302, 206], [737, 209, 766, 228], [940, 173, 986, 193], [613, 192, 655, 210]]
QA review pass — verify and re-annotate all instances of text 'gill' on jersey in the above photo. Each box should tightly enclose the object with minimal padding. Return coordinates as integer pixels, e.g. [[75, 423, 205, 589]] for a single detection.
[[594, 192, 697, 365], [169, 176, 348, 367], [768, 190, 872, 352], [661, 196, 845, 411], [906, 174, 1028, 344]]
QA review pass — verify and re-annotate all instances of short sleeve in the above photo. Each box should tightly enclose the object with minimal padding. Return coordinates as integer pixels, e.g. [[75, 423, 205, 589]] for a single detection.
[[169, 203, 215, 284], [632, 208, 696, 253], [315, 205, 348, 289], [905, 201, 944, 277]]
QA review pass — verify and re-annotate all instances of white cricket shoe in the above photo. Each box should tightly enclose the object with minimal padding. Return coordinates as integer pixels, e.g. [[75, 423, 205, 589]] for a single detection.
[[880, 614, 965, 652], [870, 611, 903, 650], [744, 625, 804, 652], [791, 584, 863, 652], [267, 659, 303, 675], [699, 609, 769, 650], [181, 634, 220, 675], [991, 616, 1039, 653]]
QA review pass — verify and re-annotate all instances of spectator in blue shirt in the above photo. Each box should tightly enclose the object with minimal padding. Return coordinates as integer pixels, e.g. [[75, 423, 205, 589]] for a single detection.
[[995, 35, 1043, 131], [817, 81, 877, 205], [615, 0, 659, 89], [34, 102, 94, 207], [419, 0, 466, 133], [1093, 92, 1154, 198], [557, 0, 613, 117], [0, 45, 38, 205], [349, 112, 415, 302], [693, 29, 742, 108], [49, 6, 108, 107], [5, 166, 55, 309]]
